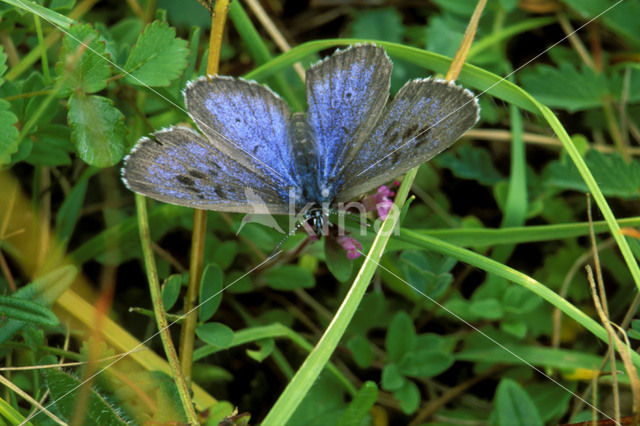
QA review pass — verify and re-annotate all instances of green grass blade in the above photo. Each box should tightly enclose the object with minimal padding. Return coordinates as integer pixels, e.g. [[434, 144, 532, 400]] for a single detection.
[[397, 228, 640, 368]]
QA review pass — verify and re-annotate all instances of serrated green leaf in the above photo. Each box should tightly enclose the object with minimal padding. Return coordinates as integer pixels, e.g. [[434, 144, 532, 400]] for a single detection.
[[124, 20, 189, 87], [196, 322, 234, 348], [67, 93, 126, 167], [43, 369, 132, 425], [55, 23, 111, 96], [494, 378, 543, 426], [519, 63, 608, 112], [436, 145, 503, 185], [563, 0, 640, 47], [386, 311, 416, 362], [0, 99, 19, 164], [545, 149, 640, 199], [336, 381, 378, 426], [199, 263, 223, 322], [264, 265, 315, 290]]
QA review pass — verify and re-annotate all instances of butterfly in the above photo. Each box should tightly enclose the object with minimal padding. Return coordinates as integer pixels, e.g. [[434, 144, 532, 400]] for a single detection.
[[121, 45, 480, 235]]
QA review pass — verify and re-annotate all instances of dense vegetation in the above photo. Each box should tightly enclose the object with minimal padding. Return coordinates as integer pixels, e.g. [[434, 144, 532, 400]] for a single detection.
[[1, 0, 640, 424]]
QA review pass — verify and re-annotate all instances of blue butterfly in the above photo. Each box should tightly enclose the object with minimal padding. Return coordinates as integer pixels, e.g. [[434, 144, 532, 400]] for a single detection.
[[122, 45, 479, 234]]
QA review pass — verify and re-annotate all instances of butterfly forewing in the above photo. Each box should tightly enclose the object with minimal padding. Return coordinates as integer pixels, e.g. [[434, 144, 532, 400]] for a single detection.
[[122, 45, 480, 223], [305, 45, 392, 193], [186, 76, 297, 188], [122, 127, 291, 213], [336, 78, 479, 202]]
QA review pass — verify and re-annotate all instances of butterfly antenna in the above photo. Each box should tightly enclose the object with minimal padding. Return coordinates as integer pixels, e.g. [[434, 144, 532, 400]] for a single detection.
[[267, 220, 312, 258]]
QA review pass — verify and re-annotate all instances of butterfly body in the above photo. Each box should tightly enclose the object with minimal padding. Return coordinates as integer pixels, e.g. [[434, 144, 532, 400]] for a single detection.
[[122, 45, 480, 234]]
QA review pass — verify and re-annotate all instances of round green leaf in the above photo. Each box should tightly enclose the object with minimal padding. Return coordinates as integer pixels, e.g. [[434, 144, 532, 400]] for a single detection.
[[67, 93, 126, 167], [199, 263, 224, 322], [196, 322, 234, 348], [494, 378, 543, 426]]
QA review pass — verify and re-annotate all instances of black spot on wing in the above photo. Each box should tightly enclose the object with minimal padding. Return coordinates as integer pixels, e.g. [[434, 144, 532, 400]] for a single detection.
[[176, 175, 194, 187], [402, 124, 419, 140], [188, 169, 208, 180]]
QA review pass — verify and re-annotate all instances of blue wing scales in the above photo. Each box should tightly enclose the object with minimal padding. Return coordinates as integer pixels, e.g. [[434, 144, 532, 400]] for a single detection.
[[185, 76, 297, 188], [305, 45, 392, 197], [336, 78, 480, 202], [122, 127, 291, 213]]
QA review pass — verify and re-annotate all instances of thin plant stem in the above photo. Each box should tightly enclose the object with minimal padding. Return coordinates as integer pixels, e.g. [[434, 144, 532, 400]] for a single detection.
[[135, 195, 198, 425], [179, 0, 230, 392]]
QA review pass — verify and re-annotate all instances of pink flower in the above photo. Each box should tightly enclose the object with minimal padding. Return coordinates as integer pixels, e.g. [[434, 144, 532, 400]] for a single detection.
[[364, 185, 396, 220], [337, 236, 363, 259]]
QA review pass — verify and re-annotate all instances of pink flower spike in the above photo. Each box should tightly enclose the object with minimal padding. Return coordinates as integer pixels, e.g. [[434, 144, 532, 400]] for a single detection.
[[376, 199, 393, 220], [337, 236, 363, 259]]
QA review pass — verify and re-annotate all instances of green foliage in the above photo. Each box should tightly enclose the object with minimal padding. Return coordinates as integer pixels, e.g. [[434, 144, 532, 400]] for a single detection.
[[264, 264, 315, 290], [42, 369, 133, 425], [199, 262, 223, 322], [546, 149, 640, 198], [3, 1, 640, 425], [55, 23, 111, 96], [124, 20, 189, 87], [493, 378, 543, 426], [67, 92, 127, 167], [195, 322, 234, 348], [520, 63, 609, 112], [436, 144, 504, 185]]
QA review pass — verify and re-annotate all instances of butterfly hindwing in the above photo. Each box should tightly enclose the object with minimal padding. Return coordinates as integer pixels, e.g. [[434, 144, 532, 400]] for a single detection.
[[122, 127, 291, 213], [336, 78, 479, 202]]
